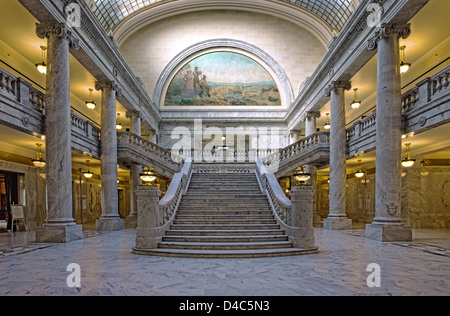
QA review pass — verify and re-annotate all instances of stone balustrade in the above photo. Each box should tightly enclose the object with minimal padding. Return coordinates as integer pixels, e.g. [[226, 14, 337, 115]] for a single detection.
[[133, 158, 192, 252], [117, 131, 184, 177], [255, 157, 317, 251]]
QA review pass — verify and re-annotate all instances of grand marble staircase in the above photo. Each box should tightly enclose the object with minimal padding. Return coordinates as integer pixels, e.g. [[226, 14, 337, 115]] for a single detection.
[[146, 172, 311, 258]]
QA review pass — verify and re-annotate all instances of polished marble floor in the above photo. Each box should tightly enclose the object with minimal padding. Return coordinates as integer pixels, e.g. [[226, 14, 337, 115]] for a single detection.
[[0, 227, 449, 296]]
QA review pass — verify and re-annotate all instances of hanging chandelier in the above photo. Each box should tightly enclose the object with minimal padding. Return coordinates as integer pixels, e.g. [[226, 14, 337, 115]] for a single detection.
[[31, 143, 46, 168]]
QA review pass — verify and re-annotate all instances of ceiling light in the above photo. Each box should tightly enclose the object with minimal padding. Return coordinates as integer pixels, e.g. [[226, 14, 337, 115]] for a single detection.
[[83, 160, 94, 178], [350, 88, 361, 109], [86, 88, 96, 110], [116, 113, 123, 130], [35, 46, 47, 75], [400, 45, 411, 74], [354, 159, 365, 178], [31, 143, 46, 168], [323, 113, 331, 130], [401, 143, 416, 168]]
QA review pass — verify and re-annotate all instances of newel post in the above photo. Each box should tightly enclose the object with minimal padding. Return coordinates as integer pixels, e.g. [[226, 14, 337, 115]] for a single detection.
[[289, 186, 317, 249], [133, 186, 162, 250]]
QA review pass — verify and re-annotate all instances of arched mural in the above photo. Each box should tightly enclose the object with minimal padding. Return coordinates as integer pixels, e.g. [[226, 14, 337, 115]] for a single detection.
[[164, 52, 281, 106]]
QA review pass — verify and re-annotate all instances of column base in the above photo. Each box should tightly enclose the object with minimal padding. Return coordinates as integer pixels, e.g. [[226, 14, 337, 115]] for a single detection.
[[323, 217, 352, 230], [313, 214, 322, 227], [36, 224, 83, 243], [125, 215, 137, 228], [289, 227, 316, 249], [134, 227, 162, 250], [365, 223, 412, 242], [96, 216, 124, 231]]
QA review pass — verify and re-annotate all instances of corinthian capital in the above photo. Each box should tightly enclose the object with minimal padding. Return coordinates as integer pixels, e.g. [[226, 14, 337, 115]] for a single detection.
[[367, 23, 411, 51], [325, 80, 352, 97], [35, 22, 80, 50]]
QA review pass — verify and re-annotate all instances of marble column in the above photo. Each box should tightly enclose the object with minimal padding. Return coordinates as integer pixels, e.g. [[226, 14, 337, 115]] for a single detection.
[[35, 22, 83, 243], [366, 23, 412, 242], [289, 130, 299, 145], [323, 81, 353, 230], [125, 110, 142, 228], [95, 81, 124, 231], [304, 111, 322, 227]]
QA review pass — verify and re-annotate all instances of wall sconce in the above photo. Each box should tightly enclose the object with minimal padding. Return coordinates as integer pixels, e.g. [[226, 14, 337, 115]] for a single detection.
[[85, 88, 96, 110], [35, 46, 47, 75], [400, 45, 411, 74], [350, 88, 361, 109]]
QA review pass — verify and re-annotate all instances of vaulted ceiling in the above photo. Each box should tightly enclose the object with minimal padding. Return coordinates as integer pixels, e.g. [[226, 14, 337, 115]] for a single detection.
[[86, 0, 356, 45]]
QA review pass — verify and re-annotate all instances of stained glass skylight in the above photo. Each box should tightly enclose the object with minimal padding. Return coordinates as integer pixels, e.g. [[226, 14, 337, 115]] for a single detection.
[[88, 0, 354, 33]]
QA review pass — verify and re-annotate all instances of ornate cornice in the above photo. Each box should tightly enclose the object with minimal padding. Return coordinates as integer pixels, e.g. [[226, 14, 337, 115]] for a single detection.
[[35, 22, 80, 50], [367, 23, 411, 51], [325, 80, 352, 97]]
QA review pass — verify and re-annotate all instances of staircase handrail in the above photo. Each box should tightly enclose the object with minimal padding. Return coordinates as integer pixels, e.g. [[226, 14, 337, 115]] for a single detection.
[[255, 157, 291, 225], [158, 158, 193, 234]]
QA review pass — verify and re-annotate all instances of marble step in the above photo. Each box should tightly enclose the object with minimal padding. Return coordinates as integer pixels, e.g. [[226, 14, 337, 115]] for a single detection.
[[173, 218, 277, 225], [170, 223, 280, 230], [157, 241, 293, 250], [162, 235, 288, 243], [182, 194, 266, 199], [165, 229, 286, 236], [177, 207, 272, 211], [178, 202, 270, 207], [177, 210, 273, 215], [186, 190, 263, 194], [133, 247, 319, 258], [176, 214, 274, 220]]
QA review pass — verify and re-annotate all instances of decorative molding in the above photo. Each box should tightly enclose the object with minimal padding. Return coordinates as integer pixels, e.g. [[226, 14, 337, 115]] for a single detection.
[[367, 23, 411, 51], [35, 22, 80, 50], [95, 80, 122, 97], [126, 110, 142, 120], [325, 80, 352, 97], [153, 38, 294, 109]]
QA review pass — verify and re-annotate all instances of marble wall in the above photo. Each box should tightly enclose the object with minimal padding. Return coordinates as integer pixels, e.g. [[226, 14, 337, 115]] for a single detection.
[[120, 10, 326, 102], [316, 167, 450, 228], [72, 175, 131, 229], [0, 160, 47, 231]]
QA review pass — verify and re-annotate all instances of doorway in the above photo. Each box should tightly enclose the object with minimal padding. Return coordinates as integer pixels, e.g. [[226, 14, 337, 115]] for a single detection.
[[0, 171, 19, 232]]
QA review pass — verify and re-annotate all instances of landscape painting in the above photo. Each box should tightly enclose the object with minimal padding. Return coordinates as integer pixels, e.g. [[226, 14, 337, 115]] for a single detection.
[[164, 52, 281, 106]]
